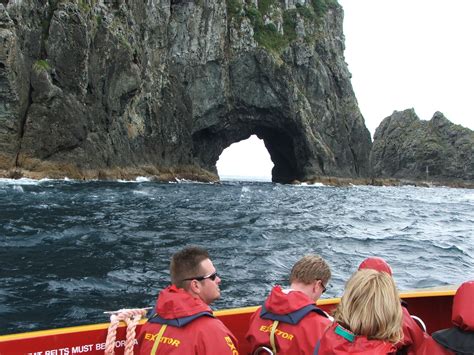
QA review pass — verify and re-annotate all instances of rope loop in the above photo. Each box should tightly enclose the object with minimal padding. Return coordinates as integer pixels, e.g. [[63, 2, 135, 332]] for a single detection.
[[104, 308, 148, 355]]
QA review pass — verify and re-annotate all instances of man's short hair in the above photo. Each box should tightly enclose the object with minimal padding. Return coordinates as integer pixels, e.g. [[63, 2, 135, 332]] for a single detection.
[[289, 255, 331, 285], [170, 246, 210, 289]]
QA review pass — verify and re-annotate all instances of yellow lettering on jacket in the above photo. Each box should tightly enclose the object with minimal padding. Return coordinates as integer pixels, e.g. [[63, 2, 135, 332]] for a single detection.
[[258, 325, 294, 341], [144, 333, 181, 347], [224, 336, 239, 354]]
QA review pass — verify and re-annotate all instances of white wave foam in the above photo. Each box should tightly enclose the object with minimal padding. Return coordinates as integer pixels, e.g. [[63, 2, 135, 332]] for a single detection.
[[132, 189, 152, 196], [291, 182, 327, 187], [174, 178, 194, 183], [239, 186, 252, 202], [13, 185, 24, 192], [461, 193, 474, 202], [0, 178, 40, 185], [117, 176, 152, 183], [173, 178, 212, 184], [0, 177, 74, 185], [220, 175, 271, 182]]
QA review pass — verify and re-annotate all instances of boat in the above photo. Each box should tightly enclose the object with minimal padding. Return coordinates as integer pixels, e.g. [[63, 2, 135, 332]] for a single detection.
[[0, 288, 456, 354]]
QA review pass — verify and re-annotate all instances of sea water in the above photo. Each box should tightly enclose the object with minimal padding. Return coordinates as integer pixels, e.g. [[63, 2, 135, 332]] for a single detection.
[[0, 178, 473, 334]]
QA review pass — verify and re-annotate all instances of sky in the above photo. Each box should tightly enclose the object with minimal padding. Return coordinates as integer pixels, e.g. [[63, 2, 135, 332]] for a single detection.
[[217, 0, 474, 179]]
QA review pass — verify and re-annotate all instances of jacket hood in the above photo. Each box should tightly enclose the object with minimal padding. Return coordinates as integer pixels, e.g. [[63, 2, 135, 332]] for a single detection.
[[264, 285, 315, 314], [452, 280, 474, 331], [430, 281, 474, 354], [358, 257, 393, 276], [155, 285, 212, 319]]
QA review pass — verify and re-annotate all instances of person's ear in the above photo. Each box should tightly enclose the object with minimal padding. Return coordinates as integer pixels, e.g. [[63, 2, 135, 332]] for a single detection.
[[312, 280, 319, 294], [189, 279, 201, 294]]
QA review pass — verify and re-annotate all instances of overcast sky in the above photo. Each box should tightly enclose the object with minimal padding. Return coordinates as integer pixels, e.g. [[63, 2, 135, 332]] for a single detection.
[[217, 0, 474, 179]]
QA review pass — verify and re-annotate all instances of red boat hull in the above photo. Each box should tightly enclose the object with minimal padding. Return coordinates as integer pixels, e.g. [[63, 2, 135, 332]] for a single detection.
[[0, 289, 455, 355]]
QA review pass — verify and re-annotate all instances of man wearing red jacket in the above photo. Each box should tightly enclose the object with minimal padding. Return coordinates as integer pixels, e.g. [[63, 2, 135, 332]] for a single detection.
[[245, 255, 332, 354], [138, 246, 239, 354], [358, 257, 428, 354]]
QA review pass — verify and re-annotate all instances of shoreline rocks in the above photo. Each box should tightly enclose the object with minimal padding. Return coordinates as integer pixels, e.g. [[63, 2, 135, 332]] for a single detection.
[[0, 163, 219, 183]]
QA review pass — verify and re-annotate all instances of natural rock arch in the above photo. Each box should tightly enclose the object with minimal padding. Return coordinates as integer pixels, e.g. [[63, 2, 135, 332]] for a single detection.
[[0, 1, 373, 182], [193, 121, 305, 183], [188, 46, 371, 183]]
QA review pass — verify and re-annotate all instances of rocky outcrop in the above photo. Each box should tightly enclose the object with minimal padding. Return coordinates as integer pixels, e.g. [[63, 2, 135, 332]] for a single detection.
[[0, 0, 371, 183], [370, 109, 474, 182]]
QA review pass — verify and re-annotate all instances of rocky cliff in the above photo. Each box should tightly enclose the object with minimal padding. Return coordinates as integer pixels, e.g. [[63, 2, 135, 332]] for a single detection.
[[0, 0, 371, 183], [370, 109, 474, 183]]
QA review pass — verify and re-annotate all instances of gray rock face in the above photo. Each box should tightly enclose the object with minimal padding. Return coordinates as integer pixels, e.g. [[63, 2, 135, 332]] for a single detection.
[[370, 109, 474, 182], [0, 4, 29, 169], [0, 0, 371, 182]]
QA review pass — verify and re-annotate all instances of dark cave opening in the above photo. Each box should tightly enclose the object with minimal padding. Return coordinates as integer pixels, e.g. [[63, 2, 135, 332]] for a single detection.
[[192, 124, 303, 183]]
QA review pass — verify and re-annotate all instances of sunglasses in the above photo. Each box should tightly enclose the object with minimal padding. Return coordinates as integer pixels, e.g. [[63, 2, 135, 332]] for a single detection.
[[319, 280, 327, 294], [182, 271, 218, 282]]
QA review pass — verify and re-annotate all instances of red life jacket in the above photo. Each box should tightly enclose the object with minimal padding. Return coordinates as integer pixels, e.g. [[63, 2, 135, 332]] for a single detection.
[[315, 323, 397, 354], [430, 280, 474, 354], [452, 280, 474, 332], [414, 336, 455, 355], [137, 285, 239, 354], [397, 305, 430, 354], [245, 286, 331, 354]]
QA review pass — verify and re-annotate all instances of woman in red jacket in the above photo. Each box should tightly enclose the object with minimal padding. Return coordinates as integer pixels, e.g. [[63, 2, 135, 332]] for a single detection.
[[315, 269, 403, 354], [358, 257, 429, 354]]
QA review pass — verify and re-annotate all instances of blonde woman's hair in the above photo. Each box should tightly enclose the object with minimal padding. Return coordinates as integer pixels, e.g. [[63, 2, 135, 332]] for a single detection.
[[290, 255, 331, 285], [333, 269, 403, 343]]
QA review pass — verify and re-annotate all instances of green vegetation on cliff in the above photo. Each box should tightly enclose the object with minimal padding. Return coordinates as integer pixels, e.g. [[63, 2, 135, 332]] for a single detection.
[[312, 0, 338, 16], [33, 59, 51, 72], [228, 0, 337, 53], [246, 5, 288, 52], [227, 0, 243, 20]]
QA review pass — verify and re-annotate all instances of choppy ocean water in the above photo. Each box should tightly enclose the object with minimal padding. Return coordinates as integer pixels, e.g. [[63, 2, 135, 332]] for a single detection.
[[0, 178, 473, 335]]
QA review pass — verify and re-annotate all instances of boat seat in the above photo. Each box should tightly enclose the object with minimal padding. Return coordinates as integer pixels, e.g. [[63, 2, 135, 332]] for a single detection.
[[253, 345, 274, 355], [411, 315, 427, 332]]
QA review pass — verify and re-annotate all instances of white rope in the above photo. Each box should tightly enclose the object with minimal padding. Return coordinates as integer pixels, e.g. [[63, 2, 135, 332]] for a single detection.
[[104, 308, 149, 355]]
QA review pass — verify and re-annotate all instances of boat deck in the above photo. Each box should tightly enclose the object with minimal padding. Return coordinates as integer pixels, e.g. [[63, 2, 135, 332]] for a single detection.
[[0, 288, 456, 354]]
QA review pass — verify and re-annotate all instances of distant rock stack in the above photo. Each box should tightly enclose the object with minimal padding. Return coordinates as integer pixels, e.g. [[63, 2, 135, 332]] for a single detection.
[[370, 109, 474, 183]]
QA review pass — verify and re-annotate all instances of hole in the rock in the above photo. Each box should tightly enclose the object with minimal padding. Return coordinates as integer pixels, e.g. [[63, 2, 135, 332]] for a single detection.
[[217, 135, 273, 181]]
